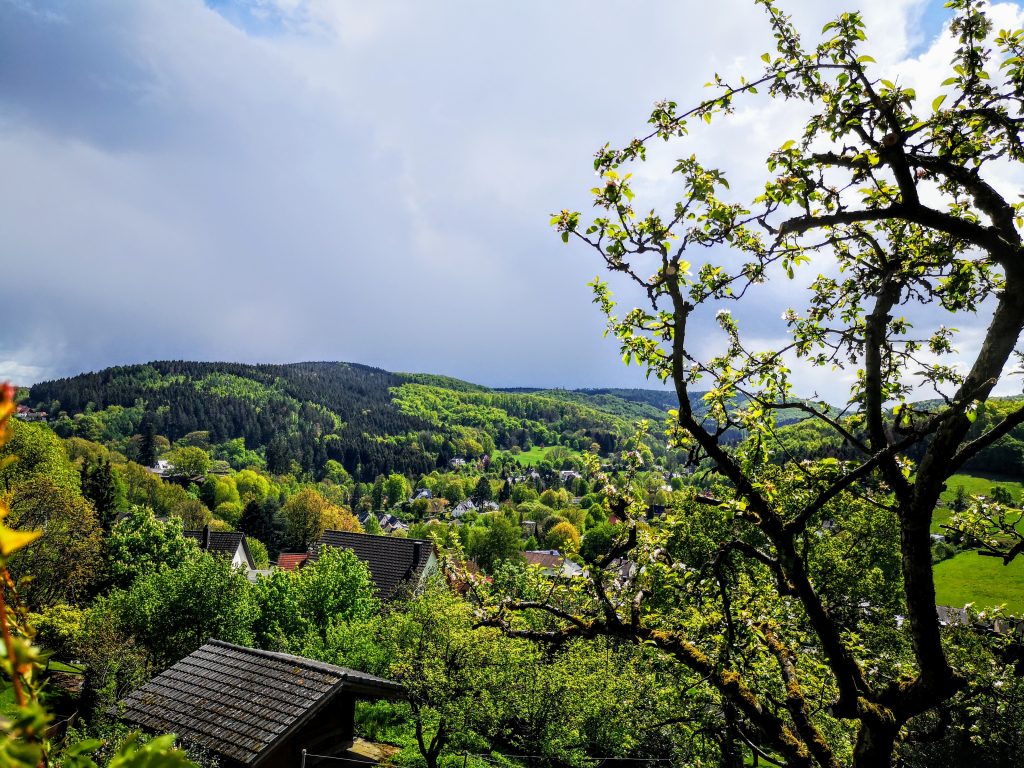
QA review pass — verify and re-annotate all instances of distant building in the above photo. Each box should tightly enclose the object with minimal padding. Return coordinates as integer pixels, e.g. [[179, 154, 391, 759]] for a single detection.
[[183, 525, 256, 571], [117, 639, 402, 768], [146, 459, 174, 477], [523, 550, 584, 578], [451, 499, 477, 518], [14, 405, 47, 422]]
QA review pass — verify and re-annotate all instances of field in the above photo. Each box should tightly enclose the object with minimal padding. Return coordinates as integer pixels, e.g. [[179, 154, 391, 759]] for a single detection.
[[932, 473, 1024, 534], [495, 446, 580, 467], [933, 550, 1024, 615]]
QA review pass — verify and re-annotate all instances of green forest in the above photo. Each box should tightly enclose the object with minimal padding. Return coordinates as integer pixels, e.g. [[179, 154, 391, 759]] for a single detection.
[[8, 2, 1024, 767], [5, 353, 1024, 767]]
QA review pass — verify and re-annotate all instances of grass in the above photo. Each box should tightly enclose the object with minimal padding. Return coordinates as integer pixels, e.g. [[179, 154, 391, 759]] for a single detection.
[[932, 473, 1024, 534], [0, 659, 85, 719], [933, 550, 1024, 615], [48, 660, 84, 675], [496, 445, 580, 468]]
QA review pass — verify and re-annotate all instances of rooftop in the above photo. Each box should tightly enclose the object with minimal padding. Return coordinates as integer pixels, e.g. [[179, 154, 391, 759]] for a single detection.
[[311, 530, 433, 600], [118, 639, 401, 766], [183, 526, 253, 567]]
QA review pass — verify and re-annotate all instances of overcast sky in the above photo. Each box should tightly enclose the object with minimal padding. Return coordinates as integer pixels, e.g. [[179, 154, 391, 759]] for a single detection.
[[2, 0, 1022, 396]]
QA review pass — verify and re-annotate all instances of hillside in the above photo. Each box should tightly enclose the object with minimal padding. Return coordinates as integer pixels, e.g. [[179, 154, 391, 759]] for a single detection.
[[28, 361, 683, 481], [769, 396, 1024, 474]]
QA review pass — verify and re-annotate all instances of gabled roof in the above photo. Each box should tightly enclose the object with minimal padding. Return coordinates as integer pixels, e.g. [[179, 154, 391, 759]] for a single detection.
[[523, 550, 564, 569], [276, 553, 308, 571], [184, 527, 255, 570], [310, 531, 433, 600], [118, 640, 402, 766]]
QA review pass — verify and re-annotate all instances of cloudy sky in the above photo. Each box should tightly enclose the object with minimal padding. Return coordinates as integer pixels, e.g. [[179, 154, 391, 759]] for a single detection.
[[1, 0, 1022, 395]]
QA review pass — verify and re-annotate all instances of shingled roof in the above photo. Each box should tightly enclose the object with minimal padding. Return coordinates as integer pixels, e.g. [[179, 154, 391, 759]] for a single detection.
[[310, 530, 434, 600], [184, 526, 255, 569], [276, 553, 309, 571], [118, 640, 401, 766]]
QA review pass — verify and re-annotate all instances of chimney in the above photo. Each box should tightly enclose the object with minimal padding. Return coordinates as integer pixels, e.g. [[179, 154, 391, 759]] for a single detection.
[[412, 540, 422, 566], [203, 523, 211, 551]]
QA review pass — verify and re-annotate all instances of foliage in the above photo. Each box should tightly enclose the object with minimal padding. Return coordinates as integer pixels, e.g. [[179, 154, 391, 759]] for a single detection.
[[6, 477, 103, 608], [280, 488, 361, 551], [165, 446, 211, 479], [380, 580, 534, 768], [0, 419, 80, 493], [101, 553, 257, 668], [103, 507, 198, 591], [466, 515, 524, 573], [251, 547, 377, 652], [0, 384, 195, 766], [247, 537, 270, 569], [529, 2, 1024, 764], [545, 521, 581, 554]]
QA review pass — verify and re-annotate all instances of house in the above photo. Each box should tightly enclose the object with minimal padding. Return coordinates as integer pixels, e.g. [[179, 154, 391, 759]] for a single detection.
[[276, 553, 309, 571], [14, 405, 47, 422], [378, 513, 409, 534], [449, 457, 467, 468], [559, 470, 583, 484], [413, 488, 433, 500], [451, 499, 476, 519], [117, 639, 402, 768], [356, 511, 409, 534], [523, 549, 584, 578], [147, 459, 174, 477], [310, 530, 436, 600], [184, 525, 256, 571]]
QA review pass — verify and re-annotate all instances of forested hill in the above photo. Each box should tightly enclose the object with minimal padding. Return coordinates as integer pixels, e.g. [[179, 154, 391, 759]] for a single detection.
[[28, 361, 684, 481]]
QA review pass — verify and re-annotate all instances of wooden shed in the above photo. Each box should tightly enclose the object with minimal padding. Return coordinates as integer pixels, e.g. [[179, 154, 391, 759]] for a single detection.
[[118, 639, 403, 767]]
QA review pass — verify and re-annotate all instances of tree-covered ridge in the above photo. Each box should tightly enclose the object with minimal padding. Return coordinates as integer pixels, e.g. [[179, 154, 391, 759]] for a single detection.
[[29, 361, 673, 481], [391, 383, 630, 453], [525, 389, 671, 423], [767, 395, 1024, 473]]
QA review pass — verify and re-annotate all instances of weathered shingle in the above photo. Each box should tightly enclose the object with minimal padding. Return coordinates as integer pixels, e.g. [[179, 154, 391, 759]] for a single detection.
[[310, 531, 433, 600], [118, 640, 401, 766]]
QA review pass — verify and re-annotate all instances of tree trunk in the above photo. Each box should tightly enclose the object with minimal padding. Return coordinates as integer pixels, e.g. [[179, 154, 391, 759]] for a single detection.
[[853, 717, 899, 768]]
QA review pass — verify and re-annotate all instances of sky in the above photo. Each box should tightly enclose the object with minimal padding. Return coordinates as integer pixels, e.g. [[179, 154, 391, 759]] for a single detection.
[[1, 0, 1022, 397]]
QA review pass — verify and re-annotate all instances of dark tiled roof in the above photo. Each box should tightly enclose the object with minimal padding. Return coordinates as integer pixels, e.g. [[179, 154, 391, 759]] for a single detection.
[[118, 640, 401, 766], [310, 531, 433, 600], [184, 528, 254, 569], [276, 553, 308, 571]]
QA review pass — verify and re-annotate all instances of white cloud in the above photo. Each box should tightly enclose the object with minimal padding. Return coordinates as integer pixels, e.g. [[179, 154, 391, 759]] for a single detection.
[[0, 0, 1020, 400]]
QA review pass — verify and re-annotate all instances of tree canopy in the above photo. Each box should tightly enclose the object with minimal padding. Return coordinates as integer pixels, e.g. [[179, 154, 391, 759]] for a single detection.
[[503, 2, 1024, 766]]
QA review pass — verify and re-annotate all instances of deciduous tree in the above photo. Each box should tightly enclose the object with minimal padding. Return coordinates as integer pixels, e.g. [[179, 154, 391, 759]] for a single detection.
[[494, 2, 1024, 765]]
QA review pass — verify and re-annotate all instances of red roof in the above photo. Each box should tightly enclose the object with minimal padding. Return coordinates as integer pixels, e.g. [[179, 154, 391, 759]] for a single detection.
[[276, 553, 308, 571]]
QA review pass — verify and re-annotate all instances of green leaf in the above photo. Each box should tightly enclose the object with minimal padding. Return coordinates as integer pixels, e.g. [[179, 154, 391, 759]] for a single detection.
[[933, 94, 947, 112], [761, 52, 771, 63], [856, 55, 876, 64]]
